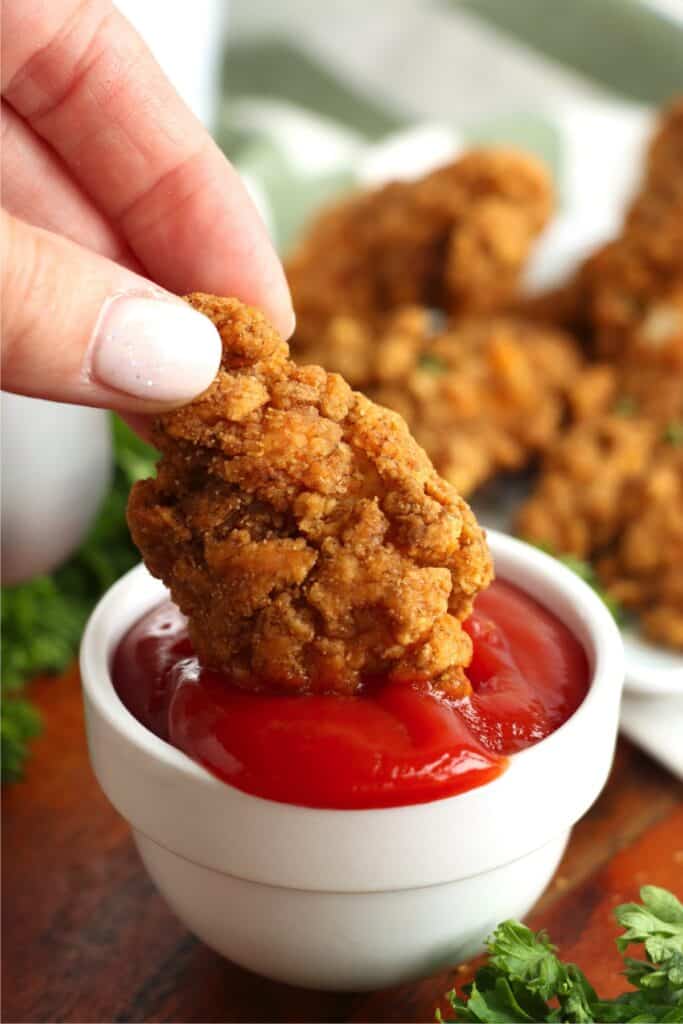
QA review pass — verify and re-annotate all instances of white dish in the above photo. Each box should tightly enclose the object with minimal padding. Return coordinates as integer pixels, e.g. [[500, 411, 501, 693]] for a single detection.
[[620, 692, 683, 778], [80, 531, 623, 991], [619, 628, 683, 697]]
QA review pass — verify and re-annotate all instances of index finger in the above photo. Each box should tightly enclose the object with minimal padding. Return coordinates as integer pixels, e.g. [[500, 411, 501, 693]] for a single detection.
[[1, 0, 294, 337]]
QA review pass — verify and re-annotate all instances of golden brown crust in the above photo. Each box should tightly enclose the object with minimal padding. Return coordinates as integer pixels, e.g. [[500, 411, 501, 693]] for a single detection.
[[516, 407, 683, 650], [574, 223, 683, 363], [627, 97, 683, 228], [373, 315, 582, 496], [290, 306, 584, 496], [597, 445, 683, 650], [510, 102, 683, 648], [527, 101, 683, 368], [514, 100, 683, 380], [127, 294, 492, 696], [614, 352, 683, 427], [286, 148, 553, 352], [282, 113, 683, 652], [516, 414, 657, 559]]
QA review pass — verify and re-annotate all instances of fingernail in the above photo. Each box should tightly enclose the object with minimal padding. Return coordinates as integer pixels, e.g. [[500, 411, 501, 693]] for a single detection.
[[86, 294, 222, 404], [281, 308, 296, 341], [269, 267, 296, 340]]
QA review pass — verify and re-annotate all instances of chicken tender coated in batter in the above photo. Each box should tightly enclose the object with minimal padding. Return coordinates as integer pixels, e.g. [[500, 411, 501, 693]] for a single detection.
[[371, 316, 582, 497], [291, 306, 583, 496], [615, 357, 683, 428], [574, 219, 683, 363], [286, 149, 553, 353], [516, 414, 657, 559], [516, 100, 683, 372], [598, 445, 683, 650], [525, 101, 683, 365], [514, 339, 683, 649], [127, 295, 493, 697], [627, 97, 683, 228]]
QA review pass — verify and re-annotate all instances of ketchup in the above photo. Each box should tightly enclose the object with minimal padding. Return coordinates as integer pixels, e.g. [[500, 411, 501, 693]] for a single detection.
[[112, 581, 588, 809]]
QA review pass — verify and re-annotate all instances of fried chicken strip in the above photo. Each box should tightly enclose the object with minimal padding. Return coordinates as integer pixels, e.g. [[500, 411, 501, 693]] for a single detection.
[[128, 295, 492, 696], [286, 148, 553, 354], [517, 420, 683, 651], [598, 445, 683, 650], [627, 97, 683, 228], [574, 219, 683, 363], [519, 99, 683, 369], [292, 306, 584, 496], [516, 414, 656, 559]]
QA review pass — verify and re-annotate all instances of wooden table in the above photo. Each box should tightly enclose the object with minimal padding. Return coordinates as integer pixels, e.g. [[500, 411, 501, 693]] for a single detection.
[[3, 668, 682, 1024]]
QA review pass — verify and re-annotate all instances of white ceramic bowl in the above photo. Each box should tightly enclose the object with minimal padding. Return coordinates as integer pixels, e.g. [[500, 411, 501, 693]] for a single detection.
[[80, 531, 624, 991], [1, 394, 112, 585]]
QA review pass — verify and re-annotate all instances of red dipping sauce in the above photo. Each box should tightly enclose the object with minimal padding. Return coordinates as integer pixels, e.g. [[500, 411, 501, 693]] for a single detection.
[[112, 580, 588, 809]]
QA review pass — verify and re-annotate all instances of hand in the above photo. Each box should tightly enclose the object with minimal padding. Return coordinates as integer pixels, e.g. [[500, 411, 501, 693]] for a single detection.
[[0, 0, 294, 415]]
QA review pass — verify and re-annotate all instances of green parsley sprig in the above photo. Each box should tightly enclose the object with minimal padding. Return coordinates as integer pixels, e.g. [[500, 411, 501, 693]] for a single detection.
[[438, 885, 683, 1023], [663, 421, 683, 447]]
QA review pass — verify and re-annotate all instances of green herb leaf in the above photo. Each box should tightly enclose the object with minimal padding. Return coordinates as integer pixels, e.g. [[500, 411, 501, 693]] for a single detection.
[[663, 421, 683, 447], [438, 886, 683, 1024], [466, 977, 540, 1022], [1, 698, 42, 782], [419, 352, 447, 374], [486, 922, 564, 1000], [617, 886, 683, 951], [557, 965, 599, 1023]]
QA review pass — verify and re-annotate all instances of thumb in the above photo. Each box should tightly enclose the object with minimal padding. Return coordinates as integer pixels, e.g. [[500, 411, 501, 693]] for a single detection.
[[1, 211, 222, 412]]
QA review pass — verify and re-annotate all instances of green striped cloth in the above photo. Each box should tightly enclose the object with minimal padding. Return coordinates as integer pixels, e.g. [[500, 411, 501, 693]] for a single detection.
[[217, 0, 683, 255]]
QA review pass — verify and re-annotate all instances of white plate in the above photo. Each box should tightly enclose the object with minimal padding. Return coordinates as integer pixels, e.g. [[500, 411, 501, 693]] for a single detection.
[[621, 629, 683, 696], [620, 693, 683, 778]]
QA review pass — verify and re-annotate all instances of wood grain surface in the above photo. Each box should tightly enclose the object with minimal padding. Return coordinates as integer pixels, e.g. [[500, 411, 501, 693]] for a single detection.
[[3, 669, 682, 1024]]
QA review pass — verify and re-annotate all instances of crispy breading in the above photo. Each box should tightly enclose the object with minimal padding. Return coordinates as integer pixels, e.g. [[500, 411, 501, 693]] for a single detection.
[[515, 332, 683, 650], [515, 100, 683, 374], [289, 305, 430, 390], [127, 295, 492, 696], [372, 316, 581, 496], [282, 114, 683, 652], [286, 149, 553, 352], [574, 220, 683, 362], [615, 355, 683, 427], [291, 307, 583, 496], [516, 415, 657, 559], [518, 100, 683, 650], [627, 97, 683, 228], [598, 445, 683, 650], [518, 421, 683, 651], [564, 363, 619, 422]]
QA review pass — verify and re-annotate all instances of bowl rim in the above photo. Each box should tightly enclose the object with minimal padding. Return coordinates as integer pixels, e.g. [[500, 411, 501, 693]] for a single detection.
[[81, 529, 623, 791], [80, 530, 625, 890]]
